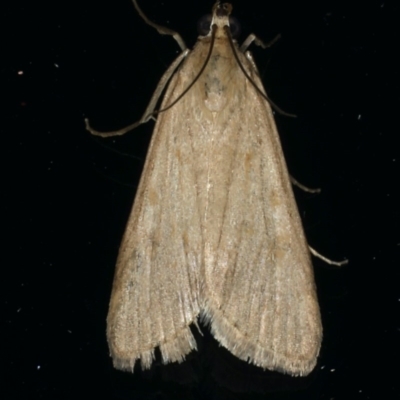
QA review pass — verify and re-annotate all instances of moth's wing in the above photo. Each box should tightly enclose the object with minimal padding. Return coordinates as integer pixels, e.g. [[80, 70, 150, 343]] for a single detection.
[[106, 66, 203, 371], [202, 55, 322, 376]]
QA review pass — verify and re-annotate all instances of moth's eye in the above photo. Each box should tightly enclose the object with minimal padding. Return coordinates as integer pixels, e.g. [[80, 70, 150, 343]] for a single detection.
[[229, 16, 241, 39], [197, 14, 212, 35]]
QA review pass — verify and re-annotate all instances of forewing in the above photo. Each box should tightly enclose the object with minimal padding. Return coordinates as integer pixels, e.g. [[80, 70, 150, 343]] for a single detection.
[[201, 50, 322, 376], [106, 63, 204, 371]]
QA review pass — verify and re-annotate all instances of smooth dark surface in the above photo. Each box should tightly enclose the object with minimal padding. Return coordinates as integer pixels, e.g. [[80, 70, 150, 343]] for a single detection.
[[4, 0, 398, 399]]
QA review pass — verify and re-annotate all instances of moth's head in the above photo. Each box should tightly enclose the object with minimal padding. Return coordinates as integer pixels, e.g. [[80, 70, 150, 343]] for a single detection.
[[213, 1, 233, 19], [197, 2, 241, 39]]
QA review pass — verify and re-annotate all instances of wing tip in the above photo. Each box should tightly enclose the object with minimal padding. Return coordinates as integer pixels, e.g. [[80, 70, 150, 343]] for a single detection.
[[201, 302, 320, 376], [108, 325, 198, 372]]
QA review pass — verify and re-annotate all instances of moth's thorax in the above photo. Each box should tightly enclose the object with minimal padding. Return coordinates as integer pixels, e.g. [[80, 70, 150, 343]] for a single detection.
[[196, 36, 246, 113]]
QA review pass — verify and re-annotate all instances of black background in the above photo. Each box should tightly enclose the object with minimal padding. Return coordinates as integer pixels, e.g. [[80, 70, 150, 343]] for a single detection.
[[3, 0, 399, 399]]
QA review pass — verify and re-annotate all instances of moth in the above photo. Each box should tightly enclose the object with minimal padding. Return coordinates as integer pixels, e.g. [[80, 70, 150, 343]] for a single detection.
[[86, 0, 345, 376]]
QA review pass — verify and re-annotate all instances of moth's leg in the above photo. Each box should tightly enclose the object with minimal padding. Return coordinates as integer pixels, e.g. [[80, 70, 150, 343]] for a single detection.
[[132, 0, 187, 51], [85, 49, 189, 138], [236, 41, 295, 118], [290, 176, 321, 194], [85, 0, 189, 138], [309, 246, 348, 267], [240, 33, 281, 53]]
